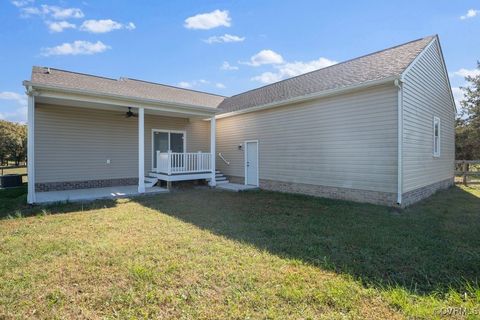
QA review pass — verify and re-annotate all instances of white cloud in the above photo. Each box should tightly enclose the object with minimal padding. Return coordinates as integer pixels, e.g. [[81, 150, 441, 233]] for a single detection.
[[0, 91, 28, 122], [21, 4, 84, 19], [204, 34, 245, 44], [46, 20, 76, 32], [11, 0, 33, 7], [452, 68, 480, 79], [251, 72, 282, 84], [451, 87, 464, 109], [221, 61, 239, 71], [177, 79, 225, 90], [126, 22, 136, 30], [0, 92, 27, 106], [41, 40, 111, 56], [0, 106, 28, 123], [46, 5, 84, 19], [251, 57, 337, 84], [243, 49, 284, 67], [460, 9, 479, 20], [20, 6, 41, 16], [184, 9, 231, 30], [178, 81, 193, 88], [81, 19, 121, 33]]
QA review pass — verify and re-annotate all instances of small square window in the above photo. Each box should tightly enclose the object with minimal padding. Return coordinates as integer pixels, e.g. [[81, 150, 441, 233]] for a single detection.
[[433, 116, 440, 157]]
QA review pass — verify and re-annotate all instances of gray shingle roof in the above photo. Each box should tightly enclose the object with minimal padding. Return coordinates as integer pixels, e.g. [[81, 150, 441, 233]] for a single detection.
[[218, 36, 435, 113], [28, 36, 435, 113], [29, 67, 225, 108]]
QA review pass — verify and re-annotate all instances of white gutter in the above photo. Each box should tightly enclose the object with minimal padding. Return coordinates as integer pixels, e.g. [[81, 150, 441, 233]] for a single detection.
[[394, 79, 403, 206], [22, 81, 219, 116], [216, 76, 400, 119]]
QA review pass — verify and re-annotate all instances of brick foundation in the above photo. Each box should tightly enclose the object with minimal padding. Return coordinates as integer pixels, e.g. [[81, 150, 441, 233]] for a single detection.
[[401, 178, 454, 207], [226, 175, 396, 206], [259, 178, 397, 206], [36, 177, 138, 192]]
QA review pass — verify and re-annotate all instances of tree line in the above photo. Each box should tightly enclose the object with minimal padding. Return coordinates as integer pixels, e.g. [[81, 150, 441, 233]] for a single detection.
[[456, 62, 480, 160], [0, 120, 27, 166]]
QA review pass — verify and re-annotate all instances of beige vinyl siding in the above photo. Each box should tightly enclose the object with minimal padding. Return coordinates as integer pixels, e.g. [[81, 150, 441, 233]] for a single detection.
[[216, 84, 398, 193], [402, 41, 455, 192], [35, 104, 210, 183]]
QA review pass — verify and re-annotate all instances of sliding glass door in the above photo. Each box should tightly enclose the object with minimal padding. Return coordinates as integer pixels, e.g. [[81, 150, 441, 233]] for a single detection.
[[152, 131, 185, 169]]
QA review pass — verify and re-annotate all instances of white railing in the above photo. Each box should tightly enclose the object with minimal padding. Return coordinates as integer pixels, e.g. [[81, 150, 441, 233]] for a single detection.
[[156, 151, 212, 175], [218, 152, 230, 165]]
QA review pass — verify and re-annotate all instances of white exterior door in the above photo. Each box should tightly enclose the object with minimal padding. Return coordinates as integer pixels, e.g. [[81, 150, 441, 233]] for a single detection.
[[245, 141, 258, 186]]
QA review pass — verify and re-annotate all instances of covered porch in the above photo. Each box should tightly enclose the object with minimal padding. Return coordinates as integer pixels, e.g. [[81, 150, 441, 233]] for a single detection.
[[35, 185, 168, 204], [25, 76, 220, 204]]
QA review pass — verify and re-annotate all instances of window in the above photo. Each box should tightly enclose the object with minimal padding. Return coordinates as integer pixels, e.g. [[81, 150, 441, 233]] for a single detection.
[[433, 116, 440, 157]]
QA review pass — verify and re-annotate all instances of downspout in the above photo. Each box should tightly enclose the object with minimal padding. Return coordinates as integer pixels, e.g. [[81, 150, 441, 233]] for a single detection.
[[394, 79, 403, 206]]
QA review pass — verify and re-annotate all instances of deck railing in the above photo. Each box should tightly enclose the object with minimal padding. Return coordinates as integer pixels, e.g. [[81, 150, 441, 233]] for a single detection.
[[156, 151, 212, 175]]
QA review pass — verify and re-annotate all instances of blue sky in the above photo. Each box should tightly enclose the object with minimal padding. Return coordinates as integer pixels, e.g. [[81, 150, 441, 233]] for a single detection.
[[0, 0, 479, 122]]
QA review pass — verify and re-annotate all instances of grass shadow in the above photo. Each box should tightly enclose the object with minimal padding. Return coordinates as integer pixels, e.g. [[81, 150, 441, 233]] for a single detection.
[[134, 185, 480, 295]]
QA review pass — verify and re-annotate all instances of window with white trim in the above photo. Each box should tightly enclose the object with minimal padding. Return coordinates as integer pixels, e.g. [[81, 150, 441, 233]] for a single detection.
[[433, 116, 440, 157]]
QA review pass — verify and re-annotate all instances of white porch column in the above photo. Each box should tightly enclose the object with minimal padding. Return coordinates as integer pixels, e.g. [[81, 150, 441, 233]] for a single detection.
[[27, 92, 35, 204], [209, 116, 216, 187], [138, 107, 145, 193]]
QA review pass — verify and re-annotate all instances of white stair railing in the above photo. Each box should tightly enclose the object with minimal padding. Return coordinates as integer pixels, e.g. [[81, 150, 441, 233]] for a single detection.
[[218, 152, 230, 165]]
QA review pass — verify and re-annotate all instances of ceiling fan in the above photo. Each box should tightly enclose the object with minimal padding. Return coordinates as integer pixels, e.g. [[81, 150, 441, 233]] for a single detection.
[[125, 107, 138, 118]]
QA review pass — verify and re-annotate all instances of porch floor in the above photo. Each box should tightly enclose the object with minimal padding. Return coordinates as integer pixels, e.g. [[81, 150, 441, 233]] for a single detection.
[[216, 183, 259, 192], [36, 185, 168, 204]]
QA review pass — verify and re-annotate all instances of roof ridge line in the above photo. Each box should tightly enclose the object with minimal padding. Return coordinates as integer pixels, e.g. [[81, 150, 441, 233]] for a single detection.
[[33, 66, 119, 82], [226, 35, 435, 100]]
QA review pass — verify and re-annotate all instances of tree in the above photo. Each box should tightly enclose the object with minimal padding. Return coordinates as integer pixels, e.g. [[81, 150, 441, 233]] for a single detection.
[[0, 120, 27, 166], [456, 62, 480, 160]]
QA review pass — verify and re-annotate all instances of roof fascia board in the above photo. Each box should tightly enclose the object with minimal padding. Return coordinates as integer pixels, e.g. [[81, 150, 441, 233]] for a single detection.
[[216, 76, 399, 119], [23, 81, 219, 116], [433, 37, 458, 113]]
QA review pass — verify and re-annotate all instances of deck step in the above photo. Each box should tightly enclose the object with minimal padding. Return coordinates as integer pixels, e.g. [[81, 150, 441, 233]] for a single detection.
[[144, 175, 159, 188], [216, 180, 229, 185]]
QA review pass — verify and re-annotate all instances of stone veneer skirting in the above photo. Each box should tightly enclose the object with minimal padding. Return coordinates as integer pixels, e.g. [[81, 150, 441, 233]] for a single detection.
[[401, 177, 454, 207], [36, 177, 138, 192], [226, 175, 397, 206]]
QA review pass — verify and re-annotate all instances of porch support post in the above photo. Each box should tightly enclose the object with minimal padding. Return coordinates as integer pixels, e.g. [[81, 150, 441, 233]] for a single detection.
[[138, 107, 145, 193], [209, 116, 216, 187], [27, 91, 36, 204]]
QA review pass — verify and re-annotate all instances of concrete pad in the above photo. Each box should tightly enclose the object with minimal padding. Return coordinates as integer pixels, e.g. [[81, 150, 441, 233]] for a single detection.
[[216, 183, 258, 192], [36, 185, 168, 204]]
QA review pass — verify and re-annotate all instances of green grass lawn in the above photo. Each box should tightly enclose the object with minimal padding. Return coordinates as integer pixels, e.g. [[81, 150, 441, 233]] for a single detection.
[[0, 185, 479, 319]]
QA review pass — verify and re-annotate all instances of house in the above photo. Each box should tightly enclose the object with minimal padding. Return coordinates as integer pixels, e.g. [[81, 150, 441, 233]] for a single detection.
[[23, 35, 455, 207]]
